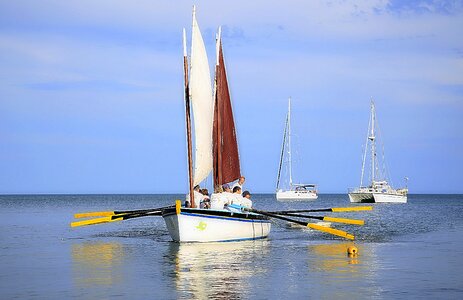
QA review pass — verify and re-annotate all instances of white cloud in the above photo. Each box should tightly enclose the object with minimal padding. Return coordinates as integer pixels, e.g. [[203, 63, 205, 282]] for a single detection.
[[1, 0, 462, 193]]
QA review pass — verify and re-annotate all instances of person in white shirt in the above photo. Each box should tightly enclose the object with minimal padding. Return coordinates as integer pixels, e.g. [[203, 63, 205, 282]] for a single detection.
[[210, 184, 233, 210], [229, 186, 252, 208], [185, 185, 203, 208], [241, 190, 253, 208], [232, 176, 245, 191], [231, 186, 243, 205]]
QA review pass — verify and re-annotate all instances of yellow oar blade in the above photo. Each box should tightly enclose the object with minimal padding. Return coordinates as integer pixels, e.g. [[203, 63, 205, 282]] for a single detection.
[[308, 223, 355, 240], [331, 206, 373, 212], [70, 216, 123, 227], [323, 216, 364, 226], [74, 211, 115, 218]]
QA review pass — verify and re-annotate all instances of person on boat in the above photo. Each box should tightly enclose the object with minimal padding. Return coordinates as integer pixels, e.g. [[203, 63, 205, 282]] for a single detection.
[[200, 188, 211, 209], [210, 184, 233, 210], [232, 186, 242, 196], [223, 184, 232, 193], [228, 187, 252, 208], [241, 190, 253, 208], [185, 185, 203, 208], [232, 176, 245, 191]]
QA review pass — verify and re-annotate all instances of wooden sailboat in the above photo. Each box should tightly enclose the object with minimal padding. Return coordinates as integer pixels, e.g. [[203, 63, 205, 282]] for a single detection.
[[70, 11, 370, 240], [276, 98, 318, 200], [162, 8, 271, 242], [348, 101, 408, 203]]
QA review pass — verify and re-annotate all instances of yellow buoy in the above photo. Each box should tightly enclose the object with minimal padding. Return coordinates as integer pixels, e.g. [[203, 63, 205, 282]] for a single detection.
[[347, 246, 358, 256]]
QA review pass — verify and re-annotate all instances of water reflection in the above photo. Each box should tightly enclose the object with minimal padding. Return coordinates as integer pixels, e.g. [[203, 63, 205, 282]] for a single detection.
[[307, 242, 380, 298], [72, 242, 124, 286], [169, 240, 270, 299], [310, 243, 361, 272]]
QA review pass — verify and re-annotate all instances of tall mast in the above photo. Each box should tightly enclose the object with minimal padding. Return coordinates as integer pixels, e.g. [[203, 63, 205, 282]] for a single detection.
[[214, 27, 223, 188], [183, 25, 194, 207], [276, 103, 289, 191], [288, 97, 293, 188], [369, 101, 376, 184]]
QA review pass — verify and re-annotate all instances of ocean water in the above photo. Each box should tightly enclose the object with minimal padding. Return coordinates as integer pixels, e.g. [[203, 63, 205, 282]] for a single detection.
[[1, 194, 463, 299]]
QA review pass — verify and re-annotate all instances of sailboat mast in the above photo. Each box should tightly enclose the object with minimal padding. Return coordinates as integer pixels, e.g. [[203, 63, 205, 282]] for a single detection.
[[183, 27, 195, 207], [288, 97, 293, 188], [215, 27, 223, 188], [369, 101, 376, 184], [276, 107, 289, 191]]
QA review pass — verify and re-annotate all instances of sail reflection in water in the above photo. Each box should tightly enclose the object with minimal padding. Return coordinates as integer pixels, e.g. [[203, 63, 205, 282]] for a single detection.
[[72, 242, 124, 286], [170, 240, 270, 299]]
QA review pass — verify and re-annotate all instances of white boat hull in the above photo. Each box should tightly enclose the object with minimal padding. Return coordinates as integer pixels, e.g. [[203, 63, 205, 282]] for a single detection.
[[349, 192, 407, 203], [373, 193, 407, 203], [162, 207, 271, 242], [276, 190, 318, 201]]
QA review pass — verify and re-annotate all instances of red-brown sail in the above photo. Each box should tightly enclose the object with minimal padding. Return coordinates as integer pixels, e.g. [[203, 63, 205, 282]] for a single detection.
[[213, 38, 241, 188]]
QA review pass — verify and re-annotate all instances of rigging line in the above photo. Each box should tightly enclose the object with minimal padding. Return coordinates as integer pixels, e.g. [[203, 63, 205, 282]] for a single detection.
[[288, 97, 293, 188], [276, 110, 289, 190], [360, 105, 371, 187], [377, 118, 394, 188], [371, 101, 377, 183]]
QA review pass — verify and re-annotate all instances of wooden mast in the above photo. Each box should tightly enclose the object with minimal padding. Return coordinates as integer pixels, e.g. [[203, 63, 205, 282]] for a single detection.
[[183, 28, 195, 207], [215, 27, 223, 188]]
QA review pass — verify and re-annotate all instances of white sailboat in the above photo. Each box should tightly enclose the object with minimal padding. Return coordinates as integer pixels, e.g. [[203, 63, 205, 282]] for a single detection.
[[162, 8, 271, 242], [276, 98, 318, 201], [348, 101, 408, 203]]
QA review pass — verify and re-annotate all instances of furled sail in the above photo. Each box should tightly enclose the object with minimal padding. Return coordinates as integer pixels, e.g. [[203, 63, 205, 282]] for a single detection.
[[213, 31, 241, 188], [189, 8, 214, 186]]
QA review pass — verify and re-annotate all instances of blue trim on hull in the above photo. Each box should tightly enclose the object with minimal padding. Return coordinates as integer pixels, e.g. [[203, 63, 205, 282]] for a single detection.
[[179, 212, 272, 223]]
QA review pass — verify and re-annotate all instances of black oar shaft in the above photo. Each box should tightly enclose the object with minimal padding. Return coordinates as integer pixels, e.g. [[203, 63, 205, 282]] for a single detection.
[[246, 208, 356, 239], [248, 209, 307, 226], [111, 210, 163, 221], [270, 208, 332, 214], [114, 205, 174, 215], [276, 213, 364, 225], [282, 213, 324, 220], [270, 206, 372, 214]]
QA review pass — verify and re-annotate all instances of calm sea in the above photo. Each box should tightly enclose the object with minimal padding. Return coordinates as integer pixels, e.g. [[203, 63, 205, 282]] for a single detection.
[[1, 194, 462, 299]]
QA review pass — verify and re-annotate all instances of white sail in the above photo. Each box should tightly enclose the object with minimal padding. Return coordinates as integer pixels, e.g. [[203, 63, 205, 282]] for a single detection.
[[276, 98, 318, 200], [348, 100, 408, 203], [189, 7, 214, 185]]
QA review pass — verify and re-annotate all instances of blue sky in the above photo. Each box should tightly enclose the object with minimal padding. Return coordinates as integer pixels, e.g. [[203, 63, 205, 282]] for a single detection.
[[1, 0, 462, 194]]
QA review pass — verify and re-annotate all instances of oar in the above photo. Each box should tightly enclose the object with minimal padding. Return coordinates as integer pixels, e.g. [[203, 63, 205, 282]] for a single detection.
[[245, 208, 354, 240], [279, 212, 364, 226], [74, 205, 173, 219], [71, 216, 124, 227], [269, 206, 373, 214], [71, 210, 163, 227]]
